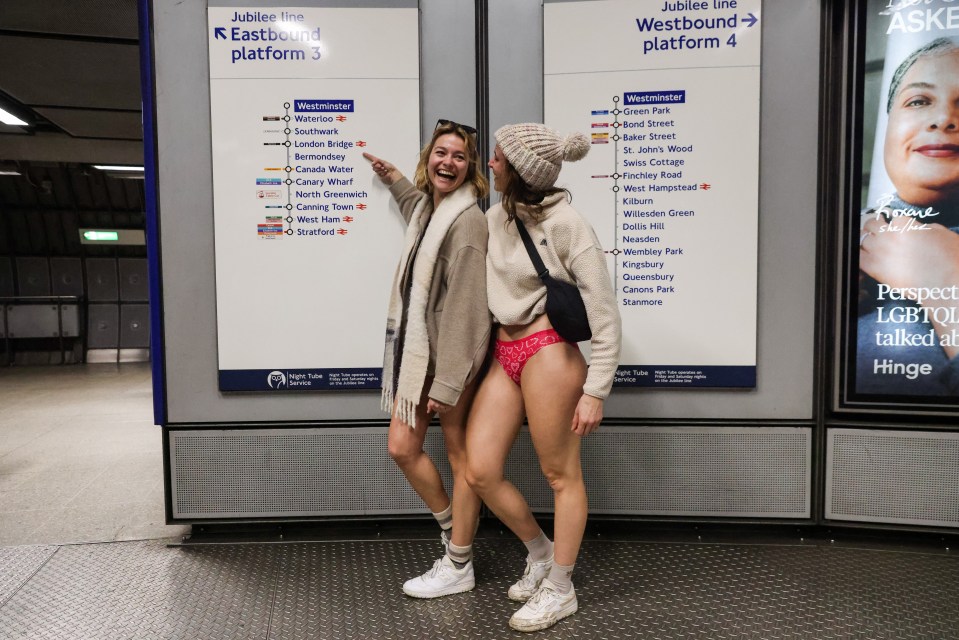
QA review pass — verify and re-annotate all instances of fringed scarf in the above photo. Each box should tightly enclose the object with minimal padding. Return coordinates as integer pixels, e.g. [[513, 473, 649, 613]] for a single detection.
[[381, 183, 477, 429]]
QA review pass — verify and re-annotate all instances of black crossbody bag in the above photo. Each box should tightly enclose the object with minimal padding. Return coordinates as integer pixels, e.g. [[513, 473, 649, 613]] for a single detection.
[[513, 217, 592, 343]]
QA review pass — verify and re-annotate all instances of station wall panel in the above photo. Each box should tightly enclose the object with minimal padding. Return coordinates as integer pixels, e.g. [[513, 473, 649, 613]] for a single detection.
[[15, 257, 50, 296], [169, 426, 811, 520], [119, 303, 150, 348], [50, 257, 84, 297], [6, 304, 80, 338], [118, 258, 148, 302], [827, 428, 959, 528], [0, 258, 13, 297], [85, 257, 118, 302], [87, 303, 119, 348]]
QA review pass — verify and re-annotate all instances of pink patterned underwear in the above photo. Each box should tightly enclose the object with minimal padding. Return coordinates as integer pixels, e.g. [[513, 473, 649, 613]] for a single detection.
[[494, 328, 569, 385]]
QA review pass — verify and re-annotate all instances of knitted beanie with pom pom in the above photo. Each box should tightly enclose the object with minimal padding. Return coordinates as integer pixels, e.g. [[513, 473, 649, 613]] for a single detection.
[[494, 123, 589, 191]]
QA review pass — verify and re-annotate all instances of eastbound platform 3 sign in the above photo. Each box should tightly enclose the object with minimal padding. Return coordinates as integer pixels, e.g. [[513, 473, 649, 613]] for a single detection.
[[545, 0, 761, 388], [207, 7, 419, 391]]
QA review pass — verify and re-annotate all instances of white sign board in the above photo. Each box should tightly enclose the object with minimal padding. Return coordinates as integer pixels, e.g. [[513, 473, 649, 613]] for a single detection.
[[207, 7, 419, 391], [545, 0, 761, 388]]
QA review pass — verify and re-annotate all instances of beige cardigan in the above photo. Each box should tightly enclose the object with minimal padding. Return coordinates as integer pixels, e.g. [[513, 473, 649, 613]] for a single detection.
[[388, 178, 491, 406]]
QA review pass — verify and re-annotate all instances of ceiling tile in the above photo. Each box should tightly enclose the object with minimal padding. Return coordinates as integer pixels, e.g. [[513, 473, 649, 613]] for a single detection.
[[35, 108, 142, 140], [0, 0, 138, 39], [0, 36, 141, 110]]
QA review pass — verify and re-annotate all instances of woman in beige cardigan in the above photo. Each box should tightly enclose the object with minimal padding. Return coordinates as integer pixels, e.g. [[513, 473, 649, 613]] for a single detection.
[[363, 119, 490, 599]]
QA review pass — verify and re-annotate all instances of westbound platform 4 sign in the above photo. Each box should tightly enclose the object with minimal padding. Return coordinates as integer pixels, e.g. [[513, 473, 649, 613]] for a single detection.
[[545, 0, 761, 388], [207, 7, 419, 392]]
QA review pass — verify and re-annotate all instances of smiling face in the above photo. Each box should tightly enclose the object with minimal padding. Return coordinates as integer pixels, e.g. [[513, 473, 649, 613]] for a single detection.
[[489, 144, 510, 193], [427, 133, 469, 201], [884, 49, 959, 207]]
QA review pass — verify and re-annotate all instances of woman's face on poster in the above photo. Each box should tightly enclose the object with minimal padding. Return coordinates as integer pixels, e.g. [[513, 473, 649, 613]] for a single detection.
[[884, 50, 959, 208]]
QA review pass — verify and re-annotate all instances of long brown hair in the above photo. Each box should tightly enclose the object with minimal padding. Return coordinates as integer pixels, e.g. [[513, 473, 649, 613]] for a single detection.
[[412, 122, 489, 199], [500, 162, 568, 224]]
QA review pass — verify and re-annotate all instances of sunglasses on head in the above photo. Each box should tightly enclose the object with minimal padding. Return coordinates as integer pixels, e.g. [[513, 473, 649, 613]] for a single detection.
[[435, 119, 477, 136]]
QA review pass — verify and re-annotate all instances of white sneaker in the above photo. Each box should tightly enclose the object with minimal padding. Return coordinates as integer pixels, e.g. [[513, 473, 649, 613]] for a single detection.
[[402, 555, 475, 598], [508, 579, 578, 632], [508, 555, 553, 602]]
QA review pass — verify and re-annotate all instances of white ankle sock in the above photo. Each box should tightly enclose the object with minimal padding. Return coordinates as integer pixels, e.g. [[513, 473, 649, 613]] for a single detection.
[[432, 504, 453, 535], [447, 541, 472, 568], [523, 530, 553, 563], [546, 562, 574, 593]]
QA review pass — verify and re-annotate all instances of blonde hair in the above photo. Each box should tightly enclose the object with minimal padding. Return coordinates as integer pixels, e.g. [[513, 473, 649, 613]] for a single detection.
[[412, 122, 489, 199]]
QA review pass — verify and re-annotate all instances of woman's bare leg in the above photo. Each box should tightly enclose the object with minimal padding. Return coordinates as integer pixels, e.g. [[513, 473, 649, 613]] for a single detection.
[[465, 362, 541, 542], [438, 379, 482, 547], [387, 400, 448, 512], [520, 342, 588, 567]]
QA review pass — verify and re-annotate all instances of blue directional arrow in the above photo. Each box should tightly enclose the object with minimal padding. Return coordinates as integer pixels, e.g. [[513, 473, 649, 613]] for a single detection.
[[214, 27, 227, 39], [742, 13, 758, 27]]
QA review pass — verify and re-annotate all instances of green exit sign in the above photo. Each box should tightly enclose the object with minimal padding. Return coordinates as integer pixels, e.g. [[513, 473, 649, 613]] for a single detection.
[[78, 229, 145, 245], [82, 230, 120, 242]]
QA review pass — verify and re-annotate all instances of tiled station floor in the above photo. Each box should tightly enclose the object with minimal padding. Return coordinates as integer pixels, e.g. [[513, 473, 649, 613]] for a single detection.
[[1, 365, 957, 639]]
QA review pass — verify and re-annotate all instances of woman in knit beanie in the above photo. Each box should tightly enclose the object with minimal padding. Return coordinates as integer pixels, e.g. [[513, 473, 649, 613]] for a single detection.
[[465, 123, 622, 632]]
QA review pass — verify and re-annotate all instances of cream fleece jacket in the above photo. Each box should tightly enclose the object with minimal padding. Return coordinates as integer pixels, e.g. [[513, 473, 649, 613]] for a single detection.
[[486, 193, 622, 398]]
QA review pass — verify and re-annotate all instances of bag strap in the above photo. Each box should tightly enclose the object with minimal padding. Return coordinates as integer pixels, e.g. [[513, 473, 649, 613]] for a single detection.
[[513, 217, 549, 280]]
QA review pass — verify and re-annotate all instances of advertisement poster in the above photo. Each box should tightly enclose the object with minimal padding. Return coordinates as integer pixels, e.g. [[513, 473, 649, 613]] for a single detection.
[[544, 0, 762, 387], [847, 0, 959, 406], [207, 7, 419, 392]]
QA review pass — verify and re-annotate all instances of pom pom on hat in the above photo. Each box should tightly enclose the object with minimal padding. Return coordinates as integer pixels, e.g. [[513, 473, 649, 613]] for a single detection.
[[563, 133, 590, 162], [494, 123, 590, 191]]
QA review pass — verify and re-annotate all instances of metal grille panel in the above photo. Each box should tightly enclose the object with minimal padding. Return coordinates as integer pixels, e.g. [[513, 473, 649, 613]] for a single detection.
[[582, 427, 810, 517], [171, 428, 453, 519], [171, 426, 809, 520], [827, 428, 959, 528]]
